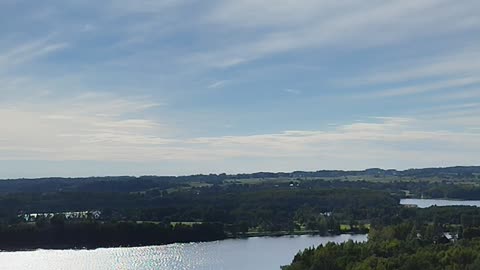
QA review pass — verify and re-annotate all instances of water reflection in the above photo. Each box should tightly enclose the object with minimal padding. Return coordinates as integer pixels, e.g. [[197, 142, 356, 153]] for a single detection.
[[0, 234, 367, 270], [401, 198, 480, 208]]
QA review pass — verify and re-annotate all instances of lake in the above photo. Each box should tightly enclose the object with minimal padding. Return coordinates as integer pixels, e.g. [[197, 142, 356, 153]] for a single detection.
[[0, 234, 367, 270], [400, 198, 480, 208]]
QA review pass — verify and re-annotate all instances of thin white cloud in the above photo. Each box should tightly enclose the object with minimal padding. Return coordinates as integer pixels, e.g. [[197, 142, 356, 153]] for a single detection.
[[81, 23, 95, 32], [341, 45, 480, 99], [369, 77, 480, 97], [434, 89, 480, 101], [107, 0, 188, 14], [0, 93, 169, 160], [193, 0, 480, 68], [207, 80, 228, 89], [348, 47, 480, 86], [0, 38, 68, 70], [284, 88, 301, 94], [181, 116, 479, 166], [0, 0, 478, 176], [1, 94, 478, 173]]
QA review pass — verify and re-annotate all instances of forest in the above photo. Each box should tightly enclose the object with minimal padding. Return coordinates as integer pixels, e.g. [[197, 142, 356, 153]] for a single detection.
[[0, 166, 480, 251], [282, 220, 480, 270]]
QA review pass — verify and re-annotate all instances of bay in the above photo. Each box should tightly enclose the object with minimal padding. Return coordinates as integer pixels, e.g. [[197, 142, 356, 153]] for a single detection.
[[0, 234, 367, 270]]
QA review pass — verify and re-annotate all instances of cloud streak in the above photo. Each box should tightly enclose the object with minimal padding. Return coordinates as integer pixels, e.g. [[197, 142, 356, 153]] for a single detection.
[[0, 37, 68, 70], [207, 80, 228, 89], [193, 0, 480, 68], [370, 77, 480, 97], [0, 0, 478, 176], [2, 106, 478, 170]]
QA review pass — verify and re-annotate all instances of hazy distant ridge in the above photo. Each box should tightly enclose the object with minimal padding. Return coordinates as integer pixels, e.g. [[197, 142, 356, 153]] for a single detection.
[[0, 166, 478, 194]]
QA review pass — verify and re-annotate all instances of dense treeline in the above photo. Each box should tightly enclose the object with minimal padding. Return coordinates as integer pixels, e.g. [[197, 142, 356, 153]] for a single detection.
[[3, 179, 480, 221], [0, 218, 225, 250], [283, 222, 480, 270], [0, 166, 478, 194], [1, 166, 480, 250], [4, 185, 480, 250], [0, 187, 395, 250], [422, 184, 480, 199], [282, 205, 480, 269], [0, 188, 398, 234]]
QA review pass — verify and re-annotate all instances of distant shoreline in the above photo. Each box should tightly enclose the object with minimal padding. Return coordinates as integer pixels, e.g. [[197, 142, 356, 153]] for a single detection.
[[0, 231, 367, 252]]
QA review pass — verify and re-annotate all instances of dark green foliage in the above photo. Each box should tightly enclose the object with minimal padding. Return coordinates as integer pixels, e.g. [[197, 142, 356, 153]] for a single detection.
[[0, 188, 398, 228], [0, 220, 225, 250], [283, 223, 480, 270], [1, 166, 480, 251], [0, 186, 396, 250], [1, 166, 479, 195]]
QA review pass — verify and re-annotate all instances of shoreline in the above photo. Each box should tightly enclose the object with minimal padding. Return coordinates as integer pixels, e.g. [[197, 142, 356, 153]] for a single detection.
[[0, 230, 368, 252]]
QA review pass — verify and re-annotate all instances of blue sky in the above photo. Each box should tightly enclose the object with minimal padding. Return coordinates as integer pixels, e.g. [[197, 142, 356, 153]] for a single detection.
[[1, 0, 479, 178]]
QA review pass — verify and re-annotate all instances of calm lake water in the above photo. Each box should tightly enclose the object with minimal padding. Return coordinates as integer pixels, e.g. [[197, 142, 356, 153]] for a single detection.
[[401, 198, 480, 208], [0, 234, 367, 270]]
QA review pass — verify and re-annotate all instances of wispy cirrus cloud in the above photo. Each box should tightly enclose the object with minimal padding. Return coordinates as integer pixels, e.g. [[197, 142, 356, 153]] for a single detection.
[[0, 0, 479, 177], [3, 107, 478, 168], [207, 80, 229, 89], [284, 89, 301, 95], [351, 47, 480, 86], [369, 77, 480, 97], [0, 93, 168, 160], [192, 0, 480, 68], [0, 37, 68, 70], [342, 44, 480, 100]]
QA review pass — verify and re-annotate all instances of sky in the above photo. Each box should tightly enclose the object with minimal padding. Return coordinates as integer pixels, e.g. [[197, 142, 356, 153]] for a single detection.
[[0, 0, 479, 178]]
